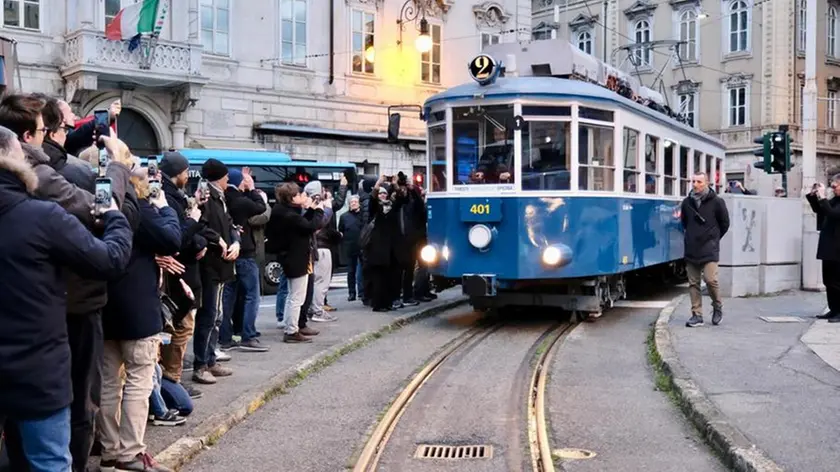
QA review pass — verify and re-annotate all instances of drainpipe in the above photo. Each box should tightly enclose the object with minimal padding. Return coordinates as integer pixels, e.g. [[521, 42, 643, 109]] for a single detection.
[[329, 0, 334, 84]]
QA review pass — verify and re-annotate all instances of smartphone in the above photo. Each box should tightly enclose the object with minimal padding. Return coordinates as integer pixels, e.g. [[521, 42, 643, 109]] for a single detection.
[[94, 177, 112, 215], [98, 148, 109, 177], [198, 179, 209, 198], [146, 156, 158, 178], [93, 109, 110, 149]]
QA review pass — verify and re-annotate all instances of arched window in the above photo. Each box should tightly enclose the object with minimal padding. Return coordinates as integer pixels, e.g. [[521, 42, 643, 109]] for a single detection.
[[727, 0, 749, 53], [633, 19, 651, 66], [679, 9, 697, 61], [576, 30, 592, 55], [829, 6, 837, 57]]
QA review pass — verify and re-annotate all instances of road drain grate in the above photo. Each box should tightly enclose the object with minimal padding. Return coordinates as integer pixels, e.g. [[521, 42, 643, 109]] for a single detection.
[[414, 444, 493, 460]]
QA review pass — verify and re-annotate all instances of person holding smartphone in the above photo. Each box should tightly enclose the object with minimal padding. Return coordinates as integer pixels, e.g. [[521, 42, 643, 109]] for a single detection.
[[807, 177, 840, 322]]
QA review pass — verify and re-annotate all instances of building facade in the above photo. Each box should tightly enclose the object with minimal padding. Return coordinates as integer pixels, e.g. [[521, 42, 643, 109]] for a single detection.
[[3, 0, 530, 175], [532, 0, 840, 196]]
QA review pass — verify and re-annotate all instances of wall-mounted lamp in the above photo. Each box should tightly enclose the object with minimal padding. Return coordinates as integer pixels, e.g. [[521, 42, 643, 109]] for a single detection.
[[397, 0, 434, 53]]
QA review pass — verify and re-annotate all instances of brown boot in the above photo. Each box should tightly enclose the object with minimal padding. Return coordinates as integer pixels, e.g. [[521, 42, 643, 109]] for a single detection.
[[284, 331, 313, 343], [209, 364, 233, 377], [300, 326, 320, 336]]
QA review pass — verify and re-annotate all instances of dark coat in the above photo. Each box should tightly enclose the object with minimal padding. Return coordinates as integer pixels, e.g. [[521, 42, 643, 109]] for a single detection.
[[680, 189, 730, 265], [225, 187, 267, 259], [41, 138, 140, 315], [265, 202, 325, 278], [104, 200, 182, 341], [392, 186, 426, 265], [364, 190, 406, 267], [0, 159, 132, 420], [198, 183, 240, 284], [807, 193, 840, 261], [162, 177, 209, 295], [339, 209, 364, 258]]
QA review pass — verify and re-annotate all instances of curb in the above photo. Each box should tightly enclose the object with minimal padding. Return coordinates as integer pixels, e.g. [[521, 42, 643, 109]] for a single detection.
[[652, 295, 784, 472], [154, 296, 469, 471]]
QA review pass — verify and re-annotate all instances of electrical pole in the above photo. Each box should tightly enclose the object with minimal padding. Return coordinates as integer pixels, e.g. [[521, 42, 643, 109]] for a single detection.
[[602, 0, 608, 63], [802, 0, 820, 290]]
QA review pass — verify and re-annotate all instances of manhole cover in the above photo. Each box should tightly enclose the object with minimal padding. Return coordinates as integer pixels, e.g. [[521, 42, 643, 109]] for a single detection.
[[759, 316, 806, 323], [552, 448, 596, 460], [414, 444, 493, 460]]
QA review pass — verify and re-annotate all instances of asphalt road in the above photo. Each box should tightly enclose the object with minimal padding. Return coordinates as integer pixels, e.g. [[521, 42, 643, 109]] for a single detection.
[[182, 287, 727, 472]]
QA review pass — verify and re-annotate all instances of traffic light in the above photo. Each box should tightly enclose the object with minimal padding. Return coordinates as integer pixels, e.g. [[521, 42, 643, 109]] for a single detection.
[[752, 133, 771, 171]]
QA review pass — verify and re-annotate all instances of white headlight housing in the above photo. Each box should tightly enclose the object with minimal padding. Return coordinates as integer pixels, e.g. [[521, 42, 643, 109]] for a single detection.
[[420, 245, 438, 263], [468, 224, 493, 249], [542, 246, 562, 265]]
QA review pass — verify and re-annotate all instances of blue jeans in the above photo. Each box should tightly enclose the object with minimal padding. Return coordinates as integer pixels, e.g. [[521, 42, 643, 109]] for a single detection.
[[160, 377, 194, 417], [347, 254, 364, 298], [222, 258, 260, 342], [14, 407, 72, 472], [149, 363, 167, 417], [275, 265, 288, 323]]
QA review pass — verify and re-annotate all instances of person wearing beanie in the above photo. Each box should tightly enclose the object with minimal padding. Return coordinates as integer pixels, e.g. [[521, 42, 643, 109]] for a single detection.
[[157, 151, 212, 399], [192, 158, 240, 385], [219, 167, 268, 353]]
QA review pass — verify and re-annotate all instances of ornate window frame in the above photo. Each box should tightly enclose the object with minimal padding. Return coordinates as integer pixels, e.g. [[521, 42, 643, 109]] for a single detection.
[[720, 73, 752, 128], [669, 0, 700, 65], [624, 1, 657, 71], [722, 0, 751, 59], [569, 13, 597, 56]]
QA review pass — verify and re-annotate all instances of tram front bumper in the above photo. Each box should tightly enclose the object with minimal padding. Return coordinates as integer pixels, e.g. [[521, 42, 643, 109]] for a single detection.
[[462, 274, 497, 297]]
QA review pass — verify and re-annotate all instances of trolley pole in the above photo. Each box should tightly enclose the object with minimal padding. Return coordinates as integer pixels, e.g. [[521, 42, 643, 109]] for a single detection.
[[802, 0, 820, 290]]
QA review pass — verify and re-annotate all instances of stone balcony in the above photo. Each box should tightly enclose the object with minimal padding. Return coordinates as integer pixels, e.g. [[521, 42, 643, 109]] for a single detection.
[[61, 29, 207, 107]]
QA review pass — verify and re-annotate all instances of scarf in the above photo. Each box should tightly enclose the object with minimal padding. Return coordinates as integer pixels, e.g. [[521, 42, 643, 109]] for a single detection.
[[690, 187, 708, 208]]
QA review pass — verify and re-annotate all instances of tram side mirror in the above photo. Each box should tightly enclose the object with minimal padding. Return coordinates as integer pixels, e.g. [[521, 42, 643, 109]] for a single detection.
[[387, 113, 401, 143]]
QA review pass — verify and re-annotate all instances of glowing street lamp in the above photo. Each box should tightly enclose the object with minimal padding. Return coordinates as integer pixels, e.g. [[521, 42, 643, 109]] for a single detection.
[[415, 18, 432, 53], [397, 0, 443, 52]]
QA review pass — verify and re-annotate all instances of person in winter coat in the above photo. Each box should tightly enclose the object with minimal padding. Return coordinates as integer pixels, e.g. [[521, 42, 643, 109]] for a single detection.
[[265, 182, 325, 342], [220, 168, 269, 352], [358, 176, 376, 306], [680, 171, 730, 328], [807, 176, 840, 323], [339, 195, 364, 301], [303, 180, 338, 322], [98, 156, 181, 472], [193, 159, 241, 385], [0, 125, 133, 472], [364, 177, 407, 312], [158, 151, 210, 398]]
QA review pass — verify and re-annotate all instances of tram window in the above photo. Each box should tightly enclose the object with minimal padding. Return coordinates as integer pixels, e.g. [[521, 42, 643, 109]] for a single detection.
[[521, 121, 571, 190], [622, 128, 640, 193], [578, 107, 614, 122], [578, 124, 615, 191], [644, 135, 660, 195], [705, 154, 715, 189], [428, 125, 447, 192], [452, 105, 515, 185], [693, 150, 703, 176], [664, 142, 677, 196], [522, 105, 571, 116], [679, 147, 690, 196]]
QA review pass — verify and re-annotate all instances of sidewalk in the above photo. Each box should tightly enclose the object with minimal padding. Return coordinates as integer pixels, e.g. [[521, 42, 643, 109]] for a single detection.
[[657, 291, 840, 472], [145, 288, 465, 469]]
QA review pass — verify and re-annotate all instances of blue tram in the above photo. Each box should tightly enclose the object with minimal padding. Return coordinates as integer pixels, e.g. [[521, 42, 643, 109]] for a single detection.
[[405, 39, 727, 317]]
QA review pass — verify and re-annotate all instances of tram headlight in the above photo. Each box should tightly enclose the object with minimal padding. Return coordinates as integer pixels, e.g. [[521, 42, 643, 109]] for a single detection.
[[420, 244, 438, 264], [542, 246, 563, 266], [467, 224, 493, 249]]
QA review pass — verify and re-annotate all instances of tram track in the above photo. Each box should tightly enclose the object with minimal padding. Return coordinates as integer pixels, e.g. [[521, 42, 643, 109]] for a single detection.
[[352, 317, 577, 472]]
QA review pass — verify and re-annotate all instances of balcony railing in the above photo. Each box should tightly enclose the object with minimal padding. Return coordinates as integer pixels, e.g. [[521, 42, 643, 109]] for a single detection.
[[63, 29, 202, 78]]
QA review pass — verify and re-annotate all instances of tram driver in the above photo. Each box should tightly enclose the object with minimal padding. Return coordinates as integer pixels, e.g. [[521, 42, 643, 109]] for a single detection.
[[473, 126, 512, 183]]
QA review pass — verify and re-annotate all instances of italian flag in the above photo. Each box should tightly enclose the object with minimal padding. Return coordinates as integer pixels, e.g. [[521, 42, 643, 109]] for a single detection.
[[105, 0, 168, 41]]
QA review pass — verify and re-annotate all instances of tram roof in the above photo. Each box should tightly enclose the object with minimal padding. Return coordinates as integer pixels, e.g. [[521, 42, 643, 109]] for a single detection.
[[424, 76, 725, 149]]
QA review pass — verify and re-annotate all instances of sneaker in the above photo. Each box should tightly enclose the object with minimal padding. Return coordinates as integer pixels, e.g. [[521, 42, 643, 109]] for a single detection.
[[276, 320, 286, 329], [99, 459, 117, 471], [115, 452, 172, 471], [186, 385, 203, 399], [324, 304, 337, 312], [402, 299, 420, 306], [219, 341, 239, 351], [311, 312, 337, 322], [712, 308, 723, 326], [215, 349, 231, 362], [192, 368, 217, 385], [391, 301, 404, 310], [348, 295, 357, 301], [686, 315, 704, 327], [209, 364, 233, 377], [238, 338, 269, 352], [151, 409, 186, 427], [284, 331, 313, 343], [300, 326, 320, 336]]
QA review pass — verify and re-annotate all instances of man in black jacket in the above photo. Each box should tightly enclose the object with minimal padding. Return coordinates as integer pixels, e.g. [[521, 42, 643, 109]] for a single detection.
[[0, 125, 133, 472], [220, 168, 269, 352], [680, 171, 730, 328], [158, 151, 210, 397], [193, 159, 241, 385], [807, 177, 840, 322]]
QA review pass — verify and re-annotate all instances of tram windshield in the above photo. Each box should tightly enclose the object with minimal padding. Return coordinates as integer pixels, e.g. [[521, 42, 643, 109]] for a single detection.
[[451, 104, 515, 185]]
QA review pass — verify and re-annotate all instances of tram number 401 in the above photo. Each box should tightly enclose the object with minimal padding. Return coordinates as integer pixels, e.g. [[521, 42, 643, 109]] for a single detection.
[[469, 203, 491, 215]]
